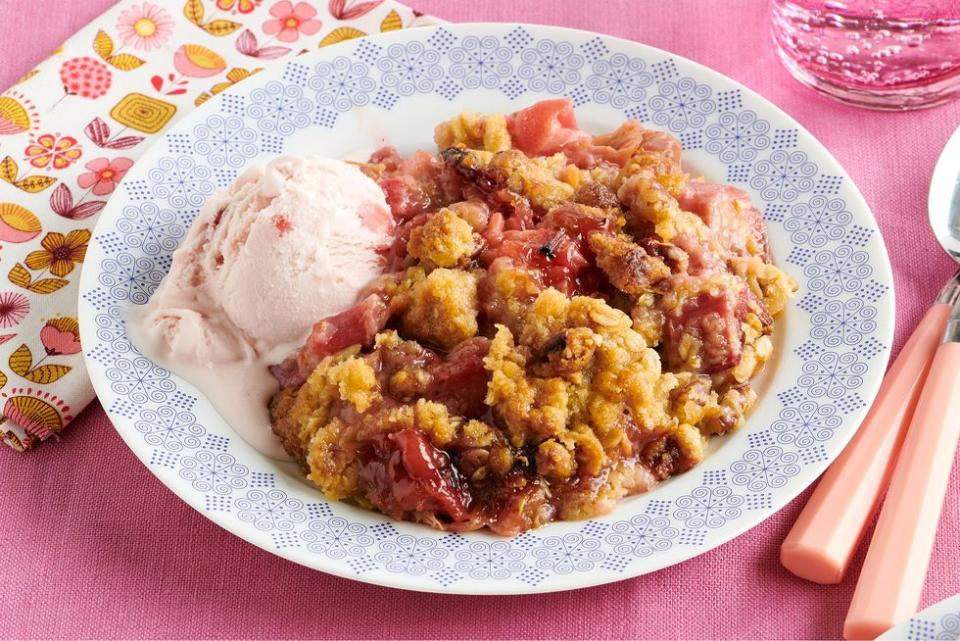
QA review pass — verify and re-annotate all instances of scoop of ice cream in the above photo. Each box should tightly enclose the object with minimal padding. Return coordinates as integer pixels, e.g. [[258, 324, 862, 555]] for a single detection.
[[140, 155, 393, 364]]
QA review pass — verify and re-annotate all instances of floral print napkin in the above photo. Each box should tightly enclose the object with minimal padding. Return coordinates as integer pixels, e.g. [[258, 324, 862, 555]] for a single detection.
[[0, 0, 431, 451]]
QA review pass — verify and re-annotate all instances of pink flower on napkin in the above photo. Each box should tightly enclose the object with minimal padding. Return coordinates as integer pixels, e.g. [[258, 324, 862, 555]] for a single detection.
[[24, 133, 82, 170], [76, 157, 133, 196], [40, 318, 82, 356], [263, 1, 322, 42], [116, 2, 174, 52], [59, 57, 112, 99]]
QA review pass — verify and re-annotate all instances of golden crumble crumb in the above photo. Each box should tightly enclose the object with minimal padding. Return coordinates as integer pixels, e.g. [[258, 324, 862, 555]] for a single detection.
[[306, 418, 360, 502], [479, 261, 542, 334], [618, 172, 707, 242], [560, 425, 607, 476], [462, 419, 497, 448], [669, 373, 715, 426], [700, 386, 758, 436], [529, 327, 602, 378], [558, 163, 580, 187], [444, 147, 576, 213], [401, 268, 479, 349], [630, 293, 665, 347], [434, 111, 511, 152], [327, 356, 380, 413], [269, 346, 360, 462], [590, 233, 672, 295], [388, 368, 430, 400], [373, 330, 402, 350], [730, 255, 799, 316], [407, 208, 477, 268], [484, 324, 571, 446], [492, 150, 574, 212], [537, 439, 576, 479], [412, 398, 460, 446], [487, 444, 514, 476]]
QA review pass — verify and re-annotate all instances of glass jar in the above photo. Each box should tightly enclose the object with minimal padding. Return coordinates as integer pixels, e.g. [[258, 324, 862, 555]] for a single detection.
[[771, 0, 960, 110]]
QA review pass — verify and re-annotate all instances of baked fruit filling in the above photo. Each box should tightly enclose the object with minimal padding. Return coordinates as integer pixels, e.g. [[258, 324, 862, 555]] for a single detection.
[[269, 99, 798, 535]]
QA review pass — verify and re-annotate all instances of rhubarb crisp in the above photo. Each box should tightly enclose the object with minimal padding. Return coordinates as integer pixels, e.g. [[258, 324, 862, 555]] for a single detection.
[[269, 99, 798, 535]]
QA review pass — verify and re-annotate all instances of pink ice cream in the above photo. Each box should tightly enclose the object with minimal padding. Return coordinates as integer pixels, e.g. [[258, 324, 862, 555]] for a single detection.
[[139, 155, 393, 365]]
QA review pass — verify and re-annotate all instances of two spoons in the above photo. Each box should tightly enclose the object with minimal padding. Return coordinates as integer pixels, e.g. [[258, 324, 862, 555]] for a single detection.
[[781, 124, 960, 639]]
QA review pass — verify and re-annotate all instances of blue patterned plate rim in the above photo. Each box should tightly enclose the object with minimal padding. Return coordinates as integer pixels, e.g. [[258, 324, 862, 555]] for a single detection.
[[878, 593, 960, 640], [79, 23, 895, 594]]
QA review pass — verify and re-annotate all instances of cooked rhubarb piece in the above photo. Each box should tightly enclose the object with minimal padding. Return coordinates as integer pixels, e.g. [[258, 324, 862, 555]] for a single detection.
[[270, 100, 797, 534]]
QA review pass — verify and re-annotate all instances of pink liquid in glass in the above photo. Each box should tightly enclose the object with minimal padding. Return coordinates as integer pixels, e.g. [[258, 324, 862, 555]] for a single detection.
[[772, 0, 960, 109]]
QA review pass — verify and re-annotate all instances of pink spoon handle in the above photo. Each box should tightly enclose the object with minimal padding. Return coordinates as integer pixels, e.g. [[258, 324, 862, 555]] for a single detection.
[[780, 303, 951, 584], [844, 340, 960, 640]]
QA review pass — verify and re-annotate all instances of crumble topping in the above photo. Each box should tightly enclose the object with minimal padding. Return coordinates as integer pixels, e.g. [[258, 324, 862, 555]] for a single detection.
[[269, 99, 798, 534]]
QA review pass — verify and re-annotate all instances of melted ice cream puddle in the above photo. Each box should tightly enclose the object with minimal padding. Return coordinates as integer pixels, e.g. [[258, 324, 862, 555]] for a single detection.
[[128, 318, 289, 459]]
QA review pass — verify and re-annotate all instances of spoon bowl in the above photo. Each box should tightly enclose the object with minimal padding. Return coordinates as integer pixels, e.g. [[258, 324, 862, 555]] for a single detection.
[[928, 124, 960, 262]]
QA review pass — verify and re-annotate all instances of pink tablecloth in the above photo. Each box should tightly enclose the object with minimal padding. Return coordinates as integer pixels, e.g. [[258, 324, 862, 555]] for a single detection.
[[2, 1, 959, 638]]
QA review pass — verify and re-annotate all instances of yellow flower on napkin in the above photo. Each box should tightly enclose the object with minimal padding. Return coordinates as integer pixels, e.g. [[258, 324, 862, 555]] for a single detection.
[[24, 230, 90, 278]]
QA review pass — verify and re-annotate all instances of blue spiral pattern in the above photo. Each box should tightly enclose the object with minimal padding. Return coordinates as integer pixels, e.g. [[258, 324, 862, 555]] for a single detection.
[[80, 25, 893, 593]]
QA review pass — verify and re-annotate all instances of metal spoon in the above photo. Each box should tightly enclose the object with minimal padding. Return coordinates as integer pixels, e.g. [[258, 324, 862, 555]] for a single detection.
[[929, 125, 960, 266], [844, 126, 960, 640]]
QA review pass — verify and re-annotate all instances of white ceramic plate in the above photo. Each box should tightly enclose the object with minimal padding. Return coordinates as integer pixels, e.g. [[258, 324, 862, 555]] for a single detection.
[[879, 594, 960, 640], [79, 23, 895, 594]]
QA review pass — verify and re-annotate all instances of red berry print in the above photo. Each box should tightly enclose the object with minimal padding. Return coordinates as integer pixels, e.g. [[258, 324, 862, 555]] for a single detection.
[[59, 57, 112, 100]]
